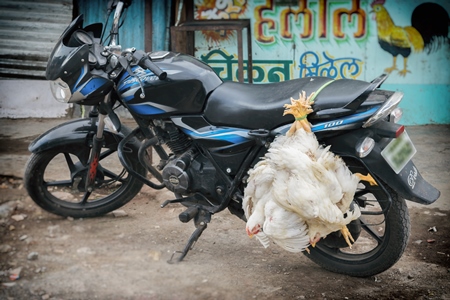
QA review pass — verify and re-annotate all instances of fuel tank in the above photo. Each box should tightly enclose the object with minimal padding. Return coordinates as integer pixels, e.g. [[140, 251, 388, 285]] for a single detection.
[[117, 51, 222, 118]]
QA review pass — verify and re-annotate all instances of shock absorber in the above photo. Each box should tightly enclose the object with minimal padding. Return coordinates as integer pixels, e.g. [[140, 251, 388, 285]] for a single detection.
[[85, 107, 105, 192]]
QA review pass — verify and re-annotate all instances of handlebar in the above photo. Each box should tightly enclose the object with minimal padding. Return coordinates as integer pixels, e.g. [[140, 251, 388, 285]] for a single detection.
[[134, 50, 167, 80], [105, 1, 167, 81], [108, 0, 133, 46]]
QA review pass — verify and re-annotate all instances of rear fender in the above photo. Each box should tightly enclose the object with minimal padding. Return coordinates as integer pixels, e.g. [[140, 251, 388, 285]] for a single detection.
[[324, 128, 440, 205], [28, 118, 141, 161]]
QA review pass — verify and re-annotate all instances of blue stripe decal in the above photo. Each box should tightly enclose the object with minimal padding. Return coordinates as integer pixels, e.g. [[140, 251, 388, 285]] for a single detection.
[[118, 82, 140, 93], [118, 66, 140, 82], [73, 65, 86, 90], [118, 67, 157, 93], [130, 104, 166, 115], [122, 95, 135, 102], [273, 106, 380, 135], [118, 71, 131, 82], [180, 127, 249, 144], [311, 106, 379, 132], [79, 78, 107, 95]]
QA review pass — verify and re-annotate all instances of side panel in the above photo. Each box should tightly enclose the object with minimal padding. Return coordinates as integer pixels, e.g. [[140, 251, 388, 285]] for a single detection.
[[171, 116, 252, 147], [171, 116, 256, 175]]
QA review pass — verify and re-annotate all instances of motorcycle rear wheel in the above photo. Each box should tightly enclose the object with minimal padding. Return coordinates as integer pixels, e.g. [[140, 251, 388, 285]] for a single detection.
[[24, 128, 145, 218], [305, 158, 410, 277]]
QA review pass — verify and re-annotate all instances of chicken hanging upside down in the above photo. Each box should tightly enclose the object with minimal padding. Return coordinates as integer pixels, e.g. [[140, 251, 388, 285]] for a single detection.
[[243, 91, 377, 253]]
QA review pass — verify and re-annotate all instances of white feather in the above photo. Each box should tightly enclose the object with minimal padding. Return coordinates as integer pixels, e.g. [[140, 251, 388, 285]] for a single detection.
[[255, 232, 271, 248], [262, 201, 310, 253], [244, 127, 361, 251]]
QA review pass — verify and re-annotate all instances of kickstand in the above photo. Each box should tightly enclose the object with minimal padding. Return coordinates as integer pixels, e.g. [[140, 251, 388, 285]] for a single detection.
[[168, 223, 207, 264]]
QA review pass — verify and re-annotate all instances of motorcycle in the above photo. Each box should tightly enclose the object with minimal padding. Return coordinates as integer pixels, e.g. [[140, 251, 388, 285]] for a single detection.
[[24, 0, 440, 277]]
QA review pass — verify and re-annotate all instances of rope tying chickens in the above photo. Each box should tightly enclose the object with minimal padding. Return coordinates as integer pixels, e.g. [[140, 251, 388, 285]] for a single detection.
[[243, 90, 377, 254]]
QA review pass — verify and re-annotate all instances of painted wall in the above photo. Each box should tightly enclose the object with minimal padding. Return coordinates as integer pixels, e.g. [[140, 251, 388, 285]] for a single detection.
[[193, 0, 450, 125], [0, 80, 69, 118], [77, 0, 145, 51]]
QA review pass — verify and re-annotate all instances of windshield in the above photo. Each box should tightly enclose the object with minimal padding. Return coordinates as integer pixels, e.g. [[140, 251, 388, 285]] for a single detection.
[[46, 15, 88, 81]]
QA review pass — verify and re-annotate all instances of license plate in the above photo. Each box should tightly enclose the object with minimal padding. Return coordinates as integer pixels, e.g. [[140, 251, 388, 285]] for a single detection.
[[381, 131, 416, 174]]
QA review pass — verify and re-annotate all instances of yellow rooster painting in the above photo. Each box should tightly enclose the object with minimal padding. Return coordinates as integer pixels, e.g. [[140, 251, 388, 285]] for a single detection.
[[371, 0, 449, 76]]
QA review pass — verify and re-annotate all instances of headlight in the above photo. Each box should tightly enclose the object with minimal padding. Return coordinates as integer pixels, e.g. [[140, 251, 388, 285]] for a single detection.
[[363, 91, 403, 128], [50, 78, 72, 103]]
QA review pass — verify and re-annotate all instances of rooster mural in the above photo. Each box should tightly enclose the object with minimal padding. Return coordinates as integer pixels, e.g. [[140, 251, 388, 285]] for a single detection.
[[371, 0, 449, 76]]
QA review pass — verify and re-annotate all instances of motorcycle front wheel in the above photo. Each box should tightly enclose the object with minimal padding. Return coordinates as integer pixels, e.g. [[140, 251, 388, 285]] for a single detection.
[[305, 157, 411, 277], [24, 128, 145, 218]]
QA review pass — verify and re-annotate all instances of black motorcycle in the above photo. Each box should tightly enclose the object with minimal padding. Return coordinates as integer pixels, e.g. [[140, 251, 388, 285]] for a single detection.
[[24, 0, 439, 277]]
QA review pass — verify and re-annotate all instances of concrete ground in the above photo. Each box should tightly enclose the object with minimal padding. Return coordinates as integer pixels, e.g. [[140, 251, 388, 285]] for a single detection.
[[0, 118, 449, 300]]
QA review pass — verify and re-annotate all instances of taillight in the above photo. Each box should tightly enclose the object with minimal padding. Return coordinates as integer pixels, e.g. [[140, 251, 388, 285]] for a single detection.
[[356, 137, 375, 158], [395, 125, 405, 138], [363, 92, 403, 128], [390, 107, 403, 123]]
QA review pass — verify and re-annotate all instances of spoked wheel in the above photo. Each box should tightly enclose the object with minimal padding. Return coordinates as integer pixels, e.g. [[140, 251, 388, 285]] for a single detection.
[[305, 157, 411, 277], [24, 133, 145, 218]]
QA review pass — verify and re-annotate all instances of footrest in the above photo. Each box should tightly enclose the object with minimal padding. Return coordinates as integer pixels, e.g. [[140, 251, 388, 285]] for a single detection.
[[179, 207, 198, 223]]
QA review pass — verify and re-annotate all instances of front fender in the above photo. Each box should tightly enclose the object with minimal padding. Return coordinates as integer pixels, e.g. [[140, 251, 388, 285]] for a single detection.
[[325, 128, 440, 205], [29, 118, 139, 155]]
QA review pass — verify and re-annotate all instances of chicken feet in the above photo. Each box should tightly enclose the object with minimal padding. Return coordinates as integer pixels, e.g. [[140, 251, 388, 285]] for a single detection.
[[341, 225, 356, 249], [355, 173, 377, 186]]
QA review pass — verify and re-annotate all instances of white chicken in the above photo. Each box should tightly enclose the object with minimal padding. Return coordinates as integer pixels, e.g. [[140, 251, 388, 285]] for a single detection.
[[243, 161, 310, 252], [243, 91, 376, 253]]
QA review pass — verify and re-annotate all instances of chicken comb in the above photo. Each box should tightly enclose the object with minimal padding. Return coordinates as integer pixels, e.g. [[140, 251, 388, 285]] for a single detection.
[[370, 0, 385, 7]]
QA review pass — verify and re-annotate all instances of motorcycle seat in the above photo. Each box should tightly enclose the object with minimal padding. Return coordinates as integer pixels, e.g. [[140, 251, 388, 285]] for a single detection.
[[203, 77, 374, 130]]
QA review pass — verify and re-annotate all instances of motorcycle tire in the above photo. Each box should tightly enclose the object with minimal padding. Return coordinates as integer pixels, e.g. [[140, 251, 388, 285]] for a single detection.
[[24, 126, 146, 218], [305, 158, 411, 277]]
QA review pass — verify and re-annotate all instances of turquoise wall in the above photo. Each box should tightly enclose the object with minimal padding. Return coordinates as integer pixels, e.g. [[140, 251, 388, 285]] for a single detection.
[[77, 0, 145, 51], [385, 84, 450, 124], [193, 0, 450, 125]]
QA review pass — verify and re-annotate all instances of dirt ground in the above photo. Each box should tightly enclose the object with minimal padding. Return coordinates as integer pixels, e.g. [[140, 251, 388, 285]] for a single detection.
[[0, 119, 449, 300]]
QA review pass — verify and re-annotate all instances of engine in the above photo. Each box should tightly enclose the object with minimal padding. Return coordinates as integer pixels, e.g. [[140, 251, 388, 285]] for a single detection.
[[156, 120, 226, 205], [162, 147, 219, 200]]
